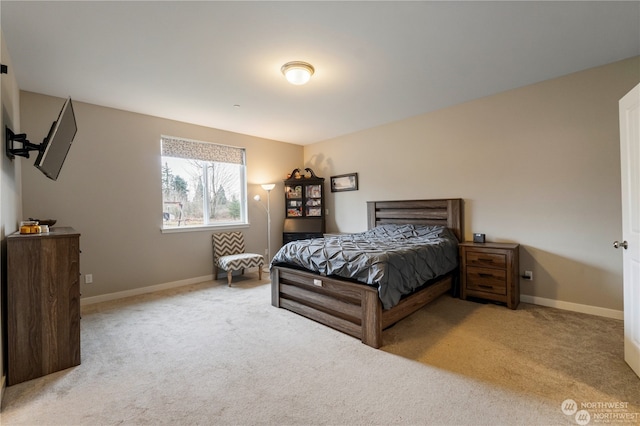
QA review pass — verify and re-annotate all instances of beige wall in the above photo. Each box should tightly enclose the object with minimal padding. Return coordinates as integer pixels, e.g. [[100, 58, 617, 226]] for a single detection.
[[20, 93, 303, 298], [1, 28, 22, 402], [14, 57, 640, 313], [305, 56, 640, 312]]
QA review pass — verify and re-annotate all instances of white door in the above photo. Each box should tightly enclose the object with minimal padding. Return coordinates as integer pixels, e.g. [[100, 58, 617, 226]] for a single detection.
[[619, 83, 640, 378]]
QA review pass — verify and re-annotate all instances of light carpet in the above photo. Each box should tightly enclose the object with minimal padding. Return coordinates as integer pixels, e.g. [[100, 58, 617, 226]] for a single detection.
[[1, 274, 639, 425]]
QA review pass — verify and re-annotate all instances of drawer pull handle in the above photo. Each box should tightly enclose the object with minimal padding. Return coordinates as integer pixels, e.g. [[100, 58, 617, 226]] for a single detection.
[[478, 284, 493, 289], [478, 273, 493, 278], [477, 258, 495, 262]]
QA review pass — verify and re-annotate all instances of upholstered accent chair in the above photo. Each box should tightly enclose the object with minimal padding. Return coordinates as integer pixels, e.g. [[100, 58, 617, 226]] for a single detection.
[[212, 232, 264, 286]]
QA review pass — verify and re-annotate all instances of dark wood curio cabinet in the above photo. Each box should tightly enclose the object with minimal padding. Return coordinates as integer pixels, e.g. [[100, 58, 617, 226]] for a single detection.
[[283, 168, 325, 244]]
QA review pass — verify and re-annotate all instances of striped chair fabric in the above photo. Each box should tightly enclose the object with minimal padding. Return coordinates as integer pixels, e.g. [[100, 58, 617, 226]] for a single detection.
[[212, 231, 264, 285]]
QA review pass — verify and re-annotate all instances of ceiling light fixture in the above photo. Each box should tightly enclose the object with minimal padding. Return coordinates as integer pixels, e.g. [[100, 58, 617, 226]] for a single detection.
[[281, 61, 314, 85]]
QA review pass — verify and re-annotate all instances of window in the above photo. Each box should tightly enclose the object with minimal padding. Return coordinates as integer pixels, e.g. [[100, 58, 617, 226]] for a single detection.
[[161, 136, 247, 230]]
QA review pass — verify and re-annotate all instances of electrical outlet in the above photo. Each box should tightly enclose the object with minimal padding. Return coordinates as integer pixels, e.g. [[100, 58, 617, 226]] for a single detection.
[[265, 248, 268, 255], [85, 274, 93, 284], [524, 271, 533, 280]]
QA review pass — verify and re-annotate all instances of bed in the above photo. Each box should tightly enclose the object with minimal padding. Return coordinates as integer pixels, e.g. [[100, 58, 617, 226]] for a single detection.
[[270, 198, 463, 348]]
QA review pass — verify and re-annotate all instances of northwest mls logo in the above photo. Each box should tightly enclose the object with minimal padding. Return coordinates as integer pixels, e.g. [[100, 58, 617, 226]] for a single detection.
[[561, 398, 639, 424], [562, 399, 578, 415], [562, 399, 591, 425]]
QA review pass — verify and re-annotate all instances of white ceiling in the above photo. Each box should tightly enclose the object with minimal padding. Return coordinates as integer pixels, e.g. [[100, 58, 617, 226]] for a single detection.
[[2, 1, 639, 145]]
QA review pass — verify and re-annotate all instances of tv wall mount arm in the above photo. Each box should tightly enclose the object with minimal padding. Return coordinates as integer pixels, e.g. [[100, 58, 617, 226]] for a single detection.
[[5, 126, 44, 160]]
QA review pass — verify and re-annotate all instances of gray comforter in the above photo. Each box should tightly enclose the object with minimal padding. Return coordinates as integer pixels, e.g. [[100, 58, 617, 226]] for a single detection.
[[271, 224, 459, 309]]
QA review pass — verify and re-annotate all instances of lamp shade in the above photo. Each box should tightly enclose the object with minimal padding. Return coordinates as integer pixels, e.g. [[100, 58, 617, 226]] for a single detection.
[[261, 183, 276, 191], [281, 61, 314, 85]]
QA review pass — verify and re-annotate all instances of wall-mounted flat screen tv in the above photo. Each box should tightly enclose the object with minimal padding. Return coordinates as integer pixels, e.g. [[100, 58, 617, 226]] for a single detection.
[[35, 97, 77, 181]]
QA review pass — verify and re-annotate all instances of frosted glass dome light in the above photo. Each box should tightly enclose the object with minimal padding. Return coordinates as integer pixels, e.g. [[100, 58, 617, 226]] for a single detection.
[[281, 61, 314, 85]]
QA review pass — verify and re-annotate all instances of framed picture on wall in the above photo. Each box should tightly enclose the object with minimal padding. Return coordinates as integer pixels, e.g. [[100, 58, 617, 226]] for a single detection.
[[330, 173, 358, 192]]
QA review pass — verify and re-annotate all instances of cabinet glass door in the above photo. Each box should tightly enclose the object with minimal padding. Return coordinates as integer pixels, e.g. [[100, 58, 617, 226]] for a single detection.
[[286, 185, 303, 217], [305, 184, 322, 216]]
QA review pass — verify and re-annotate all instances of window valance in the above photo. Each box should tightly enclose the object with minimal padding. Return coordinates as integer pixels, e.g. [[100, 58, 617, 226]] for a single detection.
[[161, 136, 245, 165]]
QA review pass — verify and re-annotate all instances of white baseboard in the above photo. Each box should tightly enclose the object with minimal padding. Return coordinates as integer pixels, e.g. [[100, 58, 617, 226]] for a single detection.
[[80, 274, 213, 306], [521, 295, 623, 320], [79, 277, 623, 321]]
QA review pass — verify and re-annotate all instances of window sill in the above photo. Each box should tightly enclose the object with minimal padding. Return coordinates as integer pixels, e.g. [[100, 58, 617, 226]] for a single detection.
[[161, 223, 250, 234]]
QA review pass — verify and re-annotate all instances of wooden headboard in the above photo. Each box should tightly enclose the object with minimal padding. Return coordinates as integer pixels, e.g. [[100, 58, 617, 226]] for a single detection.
[[366, 198, 463, 242]]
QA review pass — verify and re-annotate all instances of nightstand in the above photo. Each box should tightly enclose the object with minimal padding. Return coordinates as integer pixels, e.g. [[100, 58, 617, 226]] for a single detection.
[[459, 242, 520, 309]]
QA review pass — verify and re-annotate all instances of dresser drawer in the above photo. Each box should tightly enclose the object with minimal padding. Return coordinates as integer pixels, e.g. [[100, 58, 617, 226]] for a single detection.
[[466, 251, 506, 269], [466, 266, 507, 295]]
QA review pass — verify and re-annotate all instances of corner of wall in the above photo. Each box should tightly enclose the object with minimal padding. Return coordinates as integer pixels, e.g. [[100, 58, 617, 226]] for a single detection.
[[0, 26, 22, 408]]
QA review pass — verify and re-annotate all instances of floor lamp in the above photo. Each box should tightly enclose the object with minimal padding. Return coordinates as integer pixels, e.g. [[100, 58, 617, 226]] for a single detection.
[[254, 183, 275, 270]]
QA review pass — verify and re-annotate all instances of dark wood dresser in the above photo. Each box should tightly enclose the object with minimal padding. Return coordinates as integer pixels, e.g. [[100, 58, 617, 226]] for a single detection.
[[459, 241, 520, 309], [6, 227, 81, 385]]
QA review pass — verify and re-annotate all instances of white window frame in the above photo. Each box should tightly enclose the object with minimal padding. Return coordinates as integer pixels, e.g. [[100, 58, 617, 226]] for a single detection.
[[160, 135, 248, 233]]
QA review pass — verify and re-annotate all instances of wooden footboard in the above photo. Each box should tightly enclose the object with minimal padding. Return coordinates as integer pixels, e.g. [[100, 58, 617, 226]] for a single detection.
[[271, 265, 452, 348]]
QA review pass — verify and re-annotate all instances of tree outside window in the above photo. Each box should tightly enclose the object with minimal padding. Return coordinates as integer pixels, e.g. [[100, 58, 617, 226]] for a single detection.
[[161, 136, 247, 228]]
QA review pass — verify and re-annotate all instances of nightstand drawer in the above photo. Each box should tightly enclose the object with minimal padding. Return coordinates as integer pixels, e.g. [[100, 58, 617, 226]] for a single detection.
[[466, 266, 507, 295], [466, 251, 506, 269]]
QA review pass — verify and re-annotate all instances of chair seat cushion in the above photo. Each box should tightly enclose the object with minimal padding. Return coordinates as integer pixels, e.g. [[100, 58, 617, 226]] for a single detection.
[[218, 253, 264, 271]]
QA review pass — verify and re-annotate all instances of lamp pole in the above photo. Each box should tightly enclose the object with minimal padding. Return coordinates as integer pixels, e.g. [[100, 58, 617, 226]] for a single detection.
[[265, 188, 272, 264], [260, 184, 276, 267]]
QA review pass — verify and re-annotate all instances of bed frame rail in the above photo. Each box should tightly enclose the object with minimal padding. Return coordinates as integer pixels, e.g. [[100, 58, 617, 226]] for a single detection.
[[272, 267, 453, 348]]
